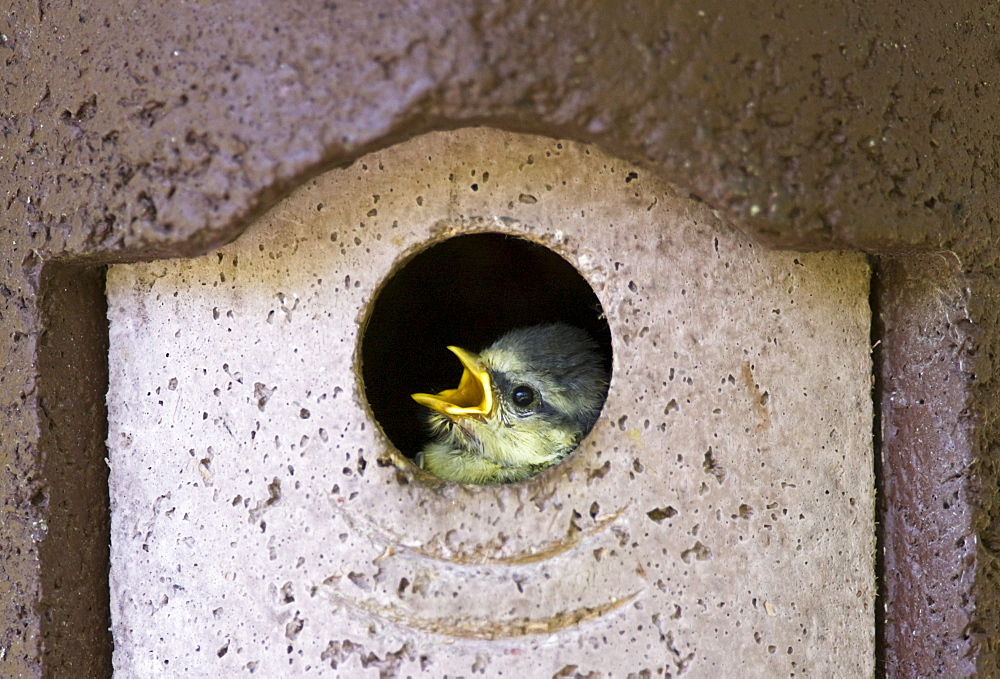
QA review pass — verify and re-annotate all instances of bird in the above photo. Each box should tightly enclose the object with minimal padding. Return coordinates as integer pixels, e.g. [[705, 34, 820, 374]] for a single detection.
[[410, 322, 608, 485]]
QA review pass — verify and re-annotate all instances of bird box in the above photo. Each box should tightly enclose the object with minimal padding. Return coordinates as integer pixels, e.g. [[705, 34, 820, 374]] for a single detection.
[[107, 128, 874, 675]]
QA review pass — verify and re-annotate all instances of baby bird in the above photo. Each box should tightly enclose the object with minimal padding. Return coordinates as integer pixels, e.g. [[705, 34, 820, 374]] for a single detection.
[[411, 323, 607, 484]]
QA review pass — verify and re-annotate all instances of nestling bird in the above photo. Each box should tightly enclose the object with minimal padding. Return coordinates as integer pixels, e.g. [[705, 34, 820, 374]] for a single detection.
[[411, 322, 608, 485]]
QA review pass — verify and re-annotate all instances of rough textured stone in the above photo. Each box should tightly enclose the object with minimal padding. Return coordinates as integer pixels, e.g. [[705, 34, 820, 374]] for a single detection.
[[107, 130, 873, 676], [874, 255, 976, 676], [3, 0, 1000, 675], [3, 2, 1000, 261]]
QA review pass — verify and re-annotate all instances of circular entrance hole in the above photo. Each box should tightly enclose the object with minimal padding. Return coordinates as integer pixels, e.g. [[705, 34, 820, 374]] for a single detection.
[[361, 232, 612, 479]]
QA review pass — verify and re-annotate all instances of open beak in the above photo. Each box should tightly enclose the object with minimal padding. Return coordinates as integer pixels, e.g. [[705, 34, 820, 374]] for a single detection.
[[411, 346, 494, 418]]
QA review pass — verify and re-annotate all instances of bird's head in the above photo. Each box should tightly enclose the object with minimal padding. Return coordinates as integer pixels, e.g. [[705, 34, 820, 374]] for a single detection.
[[411, 323, 608, 483]]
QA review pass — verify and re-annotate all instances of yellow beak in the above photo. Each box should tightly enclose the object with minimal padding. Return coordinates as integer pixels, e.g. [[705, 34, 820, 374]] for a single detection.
[[411, 346, 494, 418]]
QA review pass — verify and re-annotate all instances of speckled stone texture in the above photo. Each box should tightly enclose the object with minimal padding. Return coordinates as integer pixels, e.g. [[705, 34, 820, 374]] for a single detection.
[[107, 130, 873, 676], [4, 2, 1000, 257], [874, 255, 979, 677], [5, 0, 1000, 676]]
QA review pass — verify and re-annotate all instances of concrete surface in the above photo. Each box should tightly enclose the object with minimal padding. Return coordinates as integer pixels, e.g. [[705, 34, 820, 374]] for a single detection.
[[5, 2, 1000, 675], [107, 128, 873, 676]]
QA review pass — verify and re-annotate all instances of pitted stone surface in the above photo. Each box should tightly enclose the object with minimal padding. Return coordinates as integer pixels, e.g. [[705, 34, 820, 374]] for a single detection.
[[107, 129, 873, 676]]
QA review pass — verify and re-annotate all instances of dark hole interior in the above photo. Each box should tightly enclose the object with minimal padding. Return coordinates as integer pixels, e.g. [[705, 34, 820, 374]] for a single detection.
[[361, 232, 613, 459]]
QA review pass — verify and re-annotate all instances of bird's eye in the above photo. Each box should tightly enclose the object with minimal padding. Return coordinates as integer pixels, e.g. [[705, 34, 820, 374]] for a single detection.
[[511, 385, 537, 409]]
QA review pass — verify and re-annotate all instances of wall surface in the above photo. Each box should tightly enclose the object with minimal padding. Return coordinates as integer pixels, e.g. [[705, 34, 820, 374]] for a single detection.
[[4, 1, 999, 676], [107, 129, 873, 676]]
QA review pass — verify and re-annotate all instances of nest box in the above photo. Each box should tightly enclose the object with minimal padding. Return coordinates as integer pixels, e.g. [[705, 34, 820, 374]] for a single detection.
[[107, 128, 874, 675]]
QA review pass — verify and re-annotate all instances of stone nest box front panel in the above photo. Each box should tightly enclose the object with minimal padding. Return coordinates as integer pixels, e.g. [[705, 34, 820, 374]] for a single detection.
[[106, 129, 874, 676]]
